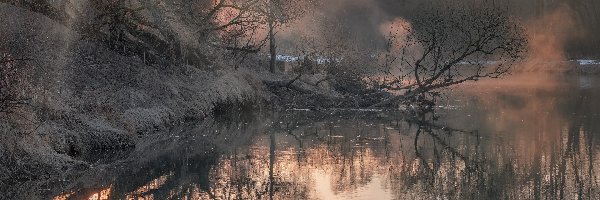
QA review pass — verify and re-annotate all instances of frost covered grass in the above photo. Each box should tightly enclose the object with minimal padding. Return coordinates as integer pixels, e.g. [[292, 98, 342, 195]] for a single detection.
[[0, 3, 268, 196]]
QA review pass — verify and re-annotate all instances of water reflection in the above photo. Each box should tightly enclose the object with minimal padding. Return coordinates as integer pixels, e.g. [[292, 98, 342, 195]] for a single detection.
[[51, 75, 599, 199]]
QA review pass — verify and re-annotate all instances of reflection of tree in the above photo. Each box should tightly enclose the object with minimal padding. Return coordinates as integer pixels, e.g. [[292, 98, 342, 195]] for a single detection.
[[397, 112, 487, 199], [52, 96, 600, 199], [185, 106, 600, 199], [552, 85, 597, 199], [269, 130, 275, 200], [398, 80, 600, 199]]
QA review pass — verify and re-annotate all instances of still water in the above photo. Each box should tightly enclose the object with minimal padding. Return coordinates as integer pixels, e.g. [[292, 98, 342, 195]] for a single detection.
[[54, 74, 600, 200]]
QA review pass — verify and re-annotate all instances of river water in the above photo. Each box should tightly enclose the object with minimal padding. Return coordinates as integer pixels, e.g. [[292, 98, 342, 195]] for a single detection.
[[53, 74, 600, 200]]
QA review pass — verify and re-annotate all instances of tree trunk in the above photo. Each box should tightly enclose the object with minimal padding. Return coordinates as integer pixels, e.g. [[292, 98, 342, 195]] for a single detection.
[[268, 15, 277, 73]]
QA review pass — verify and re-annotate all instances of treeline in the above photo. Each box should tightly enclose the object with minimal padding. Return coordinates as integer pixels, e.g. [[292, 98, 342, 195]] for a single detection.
[[4, 0, 316, 68], [2, 1, 529, 109], [447, 0, 600, 58]]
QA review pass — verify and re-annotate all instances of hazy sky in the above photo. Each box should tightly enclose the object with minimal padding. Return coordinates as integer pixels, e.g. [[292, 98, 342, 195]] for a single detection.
[[284, 0, 599, 58]]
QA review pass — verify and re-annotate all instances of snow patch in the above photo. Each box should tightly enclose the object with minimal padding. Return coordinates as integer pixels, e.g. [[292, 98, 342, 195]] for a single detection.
[[576, 60, 600, 65]]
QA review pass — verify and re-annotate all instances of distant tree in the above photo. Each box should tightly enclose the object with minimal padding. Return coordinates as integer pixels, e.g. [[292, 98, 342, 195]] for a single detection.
[[265, 21, 373, 91], [87, 0, 295, 67], [373, 6, 527, 107], [8, 0, 316, 69], [208, 0, 316, 72], [262, 0, 314, 73], [282, 33, 342, 87]]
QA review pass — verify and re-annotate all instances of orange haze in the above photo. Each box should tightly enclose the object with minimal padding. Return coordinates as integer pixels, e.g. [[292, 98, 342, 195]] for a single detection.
[[521, 4, 582, 72]]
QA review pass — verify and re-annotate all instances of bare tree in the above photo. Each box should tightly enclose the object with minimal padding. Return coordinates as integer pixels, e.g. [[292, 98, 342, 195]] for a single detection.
[[259, 0, 315, 73], [282, 34, 341, 87], [208, 0, 316, 72], [264, 23, 373, 92], [373, 6, 527, 107]]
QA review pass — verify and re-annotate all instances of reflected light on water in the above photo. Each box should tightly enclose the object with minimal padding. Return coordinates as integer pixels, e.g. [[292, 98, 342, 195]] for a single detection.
[[50, 75, 600, 199], [313, 171, 393, 200], [91, 187, 111, 200], [52, 192, 74, 200], [126, 172, 173, 200], [53, 187, 111, 200]]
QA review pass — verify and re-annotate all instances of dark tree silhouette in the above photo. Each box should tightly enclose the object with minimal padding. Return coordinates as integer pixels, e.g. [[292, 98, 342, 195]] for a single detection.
[[373, 6, 528, 107], [209, 0, 316, 72]]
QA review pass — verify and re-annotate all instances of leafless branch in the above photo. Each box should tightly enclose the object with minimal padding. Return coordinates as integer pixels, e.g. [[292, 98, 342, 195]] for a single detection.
[[373, 6, 527, 107]]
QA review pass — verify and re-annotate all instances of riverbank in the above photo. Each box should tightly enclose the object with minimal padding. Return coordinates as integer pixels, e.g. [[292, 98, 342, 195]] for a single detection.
[[11, 73, 600, 199], [0, 4, 392, 198], [0, 4, 268, 197]]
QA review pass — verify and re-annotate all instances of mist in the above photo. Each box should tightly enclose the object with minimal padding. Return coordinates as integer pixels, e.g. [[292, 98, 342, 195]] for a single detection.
[[279, 0, 599, 61]]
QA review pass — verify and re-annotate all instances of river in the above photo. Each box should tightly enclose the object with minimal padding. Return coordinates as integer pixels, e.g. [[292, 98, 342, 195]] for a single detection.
[[52, 74, 600, 200]]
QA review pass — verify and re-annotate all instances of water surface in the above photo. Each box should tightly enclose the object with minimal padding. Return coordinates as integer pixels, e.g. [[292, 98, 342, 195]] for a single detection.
[[54, 74, 600, 199]]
